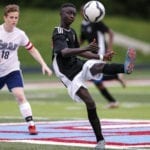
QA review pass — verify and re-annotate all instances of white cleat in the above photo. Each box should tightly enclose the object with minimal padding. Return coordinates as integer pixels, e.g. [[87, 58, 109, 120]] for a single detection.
[[105, 102, 119, 109], [95, 140, 105, 150]]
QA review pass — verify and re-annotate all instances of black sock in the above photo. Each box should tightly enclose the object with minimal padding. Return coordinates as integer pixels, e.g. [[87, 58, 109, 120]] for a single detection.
[[103, 63, 124, 74], [100, 88, 116, 103], [87, 108, 104, 142], [25, 116, 33, 122]]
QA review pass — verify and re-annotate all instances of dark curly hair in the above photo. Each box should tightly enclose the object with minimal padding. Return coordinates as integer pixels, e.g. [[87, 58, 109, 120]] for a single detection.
[[60, 3, 76, 10]]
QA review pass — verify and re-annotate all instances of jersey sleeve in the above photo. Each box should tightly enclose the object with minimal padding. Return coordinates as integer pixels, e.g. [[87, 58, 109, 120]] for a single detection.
[[52, 27, 68, 54], [20, 31, 33, 50]]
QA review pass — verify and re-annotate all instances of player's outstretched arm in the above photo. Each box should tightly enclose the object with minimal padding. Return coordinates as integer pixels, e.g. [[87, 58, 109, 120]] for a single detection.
[[28, 47, 52, 76], [61, 39, 98, 57], [103, 50, 115, 61]]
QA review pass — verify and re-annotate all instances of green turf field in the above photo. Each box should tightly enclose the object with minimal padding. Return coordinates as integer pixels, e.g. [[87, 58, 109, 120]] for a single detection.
[[0, 68, 150, 150], [0, 143, 94, 150], [1, 79, 150, 122], [0, 73, 150, 149]]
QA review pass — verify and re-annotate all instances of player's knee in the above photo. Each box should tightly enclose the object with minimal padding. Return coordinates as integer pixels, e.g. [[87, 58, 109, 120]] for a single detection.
[[90, 63, 105, 75], [13, 93, 26, 104]]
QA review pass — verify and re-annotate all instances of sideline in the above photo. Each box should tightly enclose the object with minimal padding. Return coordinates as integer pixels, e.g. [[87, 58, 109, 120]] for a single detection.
[[23, 79, 150, 90], [1, 79, 150, 91]]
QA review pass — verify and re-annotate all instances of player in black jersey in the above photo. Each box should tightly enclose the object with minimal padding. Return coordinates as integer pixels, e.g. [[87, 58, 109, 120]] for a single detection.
[[51, 3, 136, 149], [80, 14, 126, 109]]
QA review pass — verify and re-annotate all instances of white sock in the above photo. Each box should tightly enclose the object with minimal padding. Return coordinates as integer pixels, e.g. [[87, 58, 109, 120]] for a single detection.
[[19, 102, 33, 120]]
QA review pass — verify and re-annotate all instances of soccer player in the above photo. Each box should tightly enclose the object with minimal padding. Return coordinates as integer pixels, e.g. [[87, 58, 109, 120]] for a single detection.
[[51, 3, 136, 149], [0, 4, 52, 135], [80, 8, 126, 109]]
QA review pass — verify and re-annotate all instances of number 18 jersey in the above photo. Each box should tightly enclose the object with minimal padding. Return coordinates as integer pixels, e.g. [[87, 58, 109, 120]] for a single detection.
[[0, 24, 32, 77]]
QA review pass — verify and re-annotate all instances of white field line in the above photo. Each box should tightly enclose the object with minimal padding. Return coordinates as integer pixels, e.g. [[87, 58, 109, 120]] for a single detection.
[[0, 119, 149, 149], [24, 79, 150, 90], [0, 118, 150, 149], [0, 116, 49, 121], [0, 118, 149, 125]]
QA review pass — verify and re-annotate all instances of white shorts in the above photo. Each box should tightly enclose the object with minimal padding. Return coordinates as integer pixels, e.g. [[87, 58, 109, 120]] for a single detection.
[[53, 58, 104, 102]]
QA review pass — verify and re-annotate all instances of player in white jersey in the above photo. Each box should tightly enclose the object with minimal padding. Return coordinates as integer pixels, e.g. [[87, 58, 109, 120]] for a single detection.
[[0, 4, 52, 135]]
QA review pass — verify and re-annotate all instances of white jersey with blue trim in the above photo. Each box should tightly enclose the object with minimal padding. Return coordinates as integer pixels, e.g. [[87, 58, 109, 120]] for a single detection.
[[0, 24, 31, 77]]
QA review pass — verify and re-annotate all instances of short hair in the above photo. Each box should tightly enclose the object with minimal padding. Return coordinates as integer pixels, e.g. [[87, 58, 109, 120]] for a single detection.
[[60, 3, 76, 11], [4, 4, 20, 16]]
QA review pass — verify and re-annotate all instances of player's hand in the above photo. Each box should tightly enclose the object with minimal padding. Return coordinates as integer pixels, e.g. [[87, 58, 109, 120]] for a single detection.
[[42, 65, 53, 76], [103, 50, 115, 61], [86, 39, 99, 53]]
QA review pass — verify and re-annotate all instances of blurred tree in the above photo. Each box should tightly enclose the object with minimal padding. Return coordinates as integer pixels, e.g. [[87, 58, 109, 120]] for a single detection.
[[0, 0, 149, 19]]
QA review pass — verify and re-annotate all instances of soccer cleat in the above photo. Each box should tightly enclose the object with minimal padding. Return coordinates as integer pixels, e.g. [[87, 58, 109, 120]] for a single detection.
[[124, 48, 136, 74], [95, 140, 105, 150], [105, 102, 119, 109], [28, 125, 38, 135]]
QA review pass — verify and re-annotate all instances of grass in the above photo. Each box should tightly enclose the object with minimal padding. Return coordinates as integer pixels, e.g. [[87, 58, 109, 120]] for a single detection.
[[21, 68, 150, 83], [0, 143, 94, 150], [0, 68, 150, 150], [0, 83, 150, 149], [1, 85, 150, 121], [1, 69, 150, 150]]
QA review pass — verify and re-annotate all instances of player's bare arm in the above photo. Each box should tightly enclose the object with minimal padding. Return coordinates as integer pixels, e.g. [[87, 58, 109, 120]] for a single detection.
[[103, 50, 115, 61], [79, 51, 99, 59], [28, 47, 52, 76], [61, 44, 98, 57], [61, 39, 98, 57]]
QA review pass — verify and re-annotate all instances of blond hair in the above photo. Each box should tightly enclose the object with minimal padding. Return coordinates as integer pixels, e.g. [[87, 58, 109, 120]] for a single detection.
[[4, 4, 20, 16]]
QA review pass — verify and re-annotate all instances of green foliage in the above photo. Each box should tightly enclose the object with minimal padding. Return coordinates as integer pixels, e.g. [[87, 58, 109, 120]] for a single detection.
[[1, 0, 149, 19], [101, 0, 150, 19]]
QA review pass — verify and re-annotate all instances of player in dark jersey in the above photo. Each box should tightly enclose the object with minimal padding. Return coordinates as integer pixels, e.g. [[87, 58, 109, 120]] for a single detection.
[[51, 3, 136, 149], [80, 18, 126, 108]]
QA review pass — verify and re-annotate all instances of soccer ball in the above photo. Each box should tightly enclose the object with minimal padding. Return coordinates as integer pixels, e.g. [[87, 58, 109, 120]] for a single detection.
[[83, 1, 105, 23]]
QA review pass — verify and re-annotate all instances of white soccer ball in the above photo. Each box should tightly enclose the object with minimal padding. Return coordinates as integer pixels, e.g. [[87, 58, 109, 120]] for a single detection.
[[83, 1, 105, 23]]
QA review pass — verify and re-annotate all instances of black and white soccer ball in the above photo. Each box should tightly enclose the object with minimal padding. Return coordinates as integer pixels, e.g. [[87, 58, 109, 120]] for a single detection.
[[83, 1, 105, 23]]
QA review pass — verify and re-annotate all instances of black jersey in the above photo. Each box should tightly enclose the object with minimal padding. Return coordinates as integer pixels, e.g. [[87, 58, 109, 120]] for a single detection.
[[80, 20, 109, 48], [52, 27, 85, 80]]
